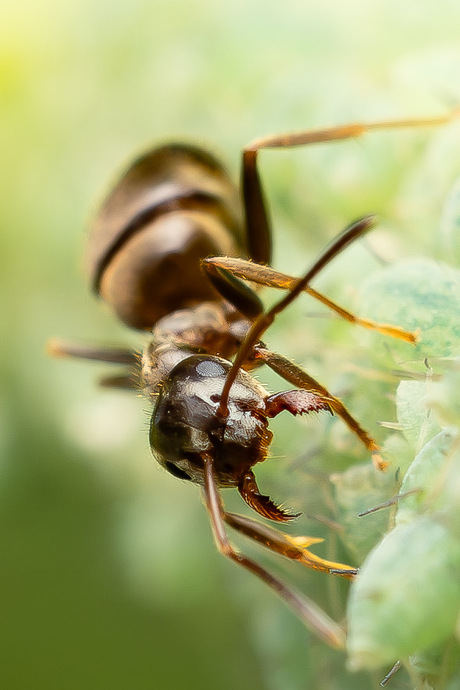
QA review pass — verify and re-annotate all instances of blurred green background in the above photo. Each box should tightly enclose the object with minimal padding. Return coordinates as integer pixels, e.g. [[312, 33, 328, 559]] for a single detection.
[[2, 1, 460, 688]]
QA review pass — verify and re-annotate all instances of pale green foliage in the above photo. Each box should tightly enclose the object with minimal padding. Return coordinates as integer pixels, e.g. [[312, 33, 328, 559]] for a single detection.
[[347, 229, 460, 686]]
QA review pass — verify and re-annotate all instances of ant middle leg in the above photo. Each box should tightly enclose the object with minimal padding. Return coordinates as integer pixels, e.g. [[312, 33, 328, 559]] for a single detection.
[[255, 344, 386, 470], [223, 509, 357, 580]]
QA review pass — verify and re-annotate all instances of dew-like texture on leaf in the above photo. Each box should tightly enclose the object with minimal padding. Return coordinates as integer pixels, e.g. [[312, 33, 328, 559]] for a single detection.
[[359, 259, 460, 358], [347, 517, 460, 670]]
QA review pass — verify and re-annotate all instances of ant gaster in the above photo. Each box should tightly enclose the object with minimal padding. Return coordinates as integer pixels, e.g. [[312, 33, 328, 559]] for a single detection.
[[49, 111, 456, 648]]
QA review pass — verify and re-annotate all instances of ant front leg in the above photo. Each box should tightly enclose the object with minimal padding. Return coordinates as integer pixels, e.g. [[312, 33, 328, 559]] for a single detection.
[[255, 344, 386, 470], [241, 110, 458, 264], [223, 510, 357, 579], [201, 452, 349, 648]]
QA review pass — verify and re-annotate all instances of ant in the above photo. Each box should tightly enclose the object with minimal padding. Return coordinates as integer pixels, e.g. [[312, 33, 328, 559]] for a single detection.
[[49, 111, 455, 648]]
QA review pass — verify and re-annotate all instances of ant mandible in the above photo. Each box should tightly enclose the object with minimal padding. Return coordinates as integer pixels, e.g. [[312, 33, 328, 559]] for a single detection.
[[49, 110, 456, 647]]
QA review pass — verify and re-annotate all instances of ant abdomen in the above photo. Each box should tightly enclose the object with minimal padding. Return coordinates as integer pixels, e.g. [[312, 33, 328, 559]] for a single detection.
[[86, 144, 244, 330]]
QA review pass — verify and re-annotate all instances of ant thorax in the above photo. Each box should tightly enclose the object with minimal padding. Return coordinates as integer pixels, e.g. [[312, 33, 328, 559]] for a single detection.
[[141, 301, 252, 396]]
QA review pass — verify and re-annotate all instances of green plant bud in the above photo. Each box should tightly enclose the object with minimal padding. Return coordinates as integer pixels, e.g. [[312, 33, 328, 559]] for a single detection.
[[396, 379, 443, 451], [330, 462, 397, 563], [396, 427, 459, 526], [379, 432, 414, 475], [440, 175, 460, 267], [347, 516, 460, 670], [359, 259, 460, 359], [409, 640, 460, 688], [429, 363, 460, 428]]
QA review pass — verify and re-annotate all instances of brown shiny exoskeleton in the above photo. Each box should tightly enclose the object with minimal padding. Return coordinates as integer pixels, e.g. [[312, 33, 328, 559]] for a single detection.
[[49, 111, 455, 647]]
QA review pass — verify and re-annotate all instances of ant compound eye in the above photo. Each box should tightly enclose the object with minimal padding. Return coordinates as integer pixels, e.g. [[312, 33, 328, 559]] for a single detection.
[[195, 359, 226, 378]]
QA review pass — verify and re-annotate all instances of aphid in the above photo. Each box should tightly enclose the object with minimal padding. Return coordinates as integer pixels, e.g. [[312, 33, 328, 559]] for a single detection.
[[49, 111, 455, 647]]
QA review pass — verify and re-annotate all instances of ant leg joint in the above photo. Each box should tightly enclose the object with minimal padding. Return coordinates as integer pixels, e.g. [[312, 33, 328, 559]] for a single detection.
[[265, 390, 332, 418]]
